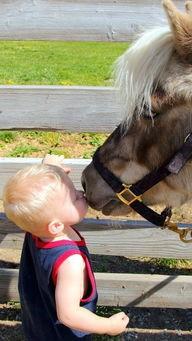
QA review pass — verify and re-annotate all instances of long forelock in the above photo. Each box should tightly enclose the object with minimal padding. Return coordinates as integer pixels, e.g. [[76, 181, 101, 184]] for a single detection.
[[114, 27, 174, 128]]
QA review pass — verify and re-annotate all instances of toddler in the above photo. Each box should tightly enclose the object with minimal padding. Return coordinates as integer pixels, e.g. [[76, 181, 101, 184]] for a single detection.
[[3, 155, 129, 340]]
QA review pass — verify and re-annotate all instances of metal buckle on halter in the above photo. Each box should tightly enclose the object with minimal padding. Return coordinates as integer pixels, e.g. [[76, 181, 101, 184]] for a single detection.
[[164, 218, 192, 243], [116, 184, 142, 206]]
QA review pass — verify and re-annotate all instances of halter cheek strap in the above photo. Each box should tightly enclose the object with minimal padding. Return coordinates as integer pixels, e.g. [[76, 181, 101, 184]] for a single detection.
[[92, 133, 192, 243]]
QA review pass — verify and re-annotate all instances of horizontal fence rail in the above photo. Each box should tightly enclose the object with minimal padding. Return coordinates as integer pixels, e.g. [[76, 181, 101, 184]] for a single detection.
[[1, 269, 191, 308], [0, 1, 185, 42], [1, 215, 192, 259], [0, 86, 121, 133]]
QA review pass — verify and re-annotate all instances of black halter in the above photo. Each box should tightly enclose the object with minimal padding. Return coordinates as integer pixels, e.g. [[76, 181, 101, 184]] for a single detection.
[[92, 133, 192, 243]]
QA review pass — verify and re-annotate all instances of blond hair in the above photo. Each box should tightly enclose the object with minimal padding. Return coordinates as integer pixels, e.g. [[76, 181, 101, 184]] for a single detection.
[[3, 164, 66, 234]]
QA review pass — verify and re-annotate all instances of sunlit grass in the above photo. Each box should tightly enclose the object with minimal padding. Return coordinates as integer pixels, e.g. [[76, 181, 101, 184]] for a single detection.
[[8, 145, 40, 157], [0, 41, 128, 86], [0, 131, 16, 143]]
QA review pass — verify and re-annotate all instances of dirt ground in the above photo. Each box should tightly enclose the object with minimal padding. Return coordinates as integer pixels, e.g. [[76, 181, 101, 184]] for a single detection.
[[0, 204, 192, 340]]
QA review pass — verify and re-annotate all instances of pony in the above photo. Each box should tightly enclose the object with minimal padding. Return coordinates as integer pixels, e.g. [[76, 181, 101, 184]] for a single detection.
[[82, 0, 192, 222]]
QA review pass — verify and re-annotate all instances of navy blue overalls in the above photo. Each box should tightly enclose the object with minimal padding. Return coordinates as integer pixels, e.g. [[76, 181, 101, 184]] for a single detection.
[[19, 230, 98, 340]]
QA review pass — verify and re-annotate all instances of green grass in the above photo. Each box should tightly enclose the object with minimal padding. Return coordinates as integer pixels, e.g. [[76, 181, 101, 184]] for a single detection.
[[0, 41, 128, 85], [8, 145, 40, 157], [0, 131, 16, 142], [79, 133, 106, 146], [154, 258, 191, 269]]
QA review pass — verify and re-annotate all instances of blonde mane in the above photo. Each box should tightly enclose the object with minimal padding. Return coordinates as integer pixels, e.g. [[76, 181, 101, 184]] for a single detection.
[[114, 27, 174, 126]]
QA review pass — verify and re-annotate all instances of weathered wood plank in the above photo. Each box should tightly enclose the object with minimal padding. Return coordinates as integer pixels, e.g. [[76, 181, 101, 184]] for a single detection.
[[1, 216, 192, 259], [97, 273, 192, 308], [0, 86, 121, 132], [0, 269, 191, 308], [0, 158, 89, 198], [0, 1, 185, 42]]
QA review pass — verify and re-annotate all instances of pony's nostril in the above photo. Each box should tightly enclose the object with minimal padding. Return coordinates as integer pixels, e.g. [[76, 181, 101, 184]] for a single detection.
[[81, 177, 86, 192], [82, 181, 86, 192]]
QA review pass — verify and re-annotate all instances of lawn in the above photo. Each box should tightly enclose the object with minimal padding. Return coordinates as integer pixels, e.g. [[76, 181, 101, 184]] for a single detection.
[[0, 41, 128, 86]]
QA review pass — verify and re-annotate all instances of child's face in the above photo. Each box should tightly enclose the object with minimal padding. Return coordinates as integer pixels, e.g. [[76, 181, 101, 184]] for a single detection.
[[52, 173, 88, 226]]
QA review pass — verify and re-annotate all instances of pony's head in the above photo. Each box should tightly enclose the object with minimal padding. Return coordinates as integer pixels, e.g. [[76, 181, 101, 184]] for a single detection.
[[82, 0, 192, 216]]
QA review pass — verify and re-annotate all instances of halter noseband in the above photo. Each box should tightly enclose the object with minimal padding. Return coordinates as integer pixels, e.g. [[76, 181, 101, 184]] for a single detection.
[[92, 133, 192, 243]]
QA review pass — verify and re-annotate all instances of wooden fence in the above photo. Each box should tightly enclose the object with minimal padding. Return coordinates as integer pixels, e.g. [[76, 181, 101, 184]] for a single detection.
[[0, 0, 192, 310]]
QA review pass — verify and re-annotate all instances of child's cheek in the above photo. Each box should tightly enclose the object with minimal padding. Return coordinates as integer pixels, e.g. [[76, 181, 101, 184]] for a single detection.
[[78, 200, 87, 215]]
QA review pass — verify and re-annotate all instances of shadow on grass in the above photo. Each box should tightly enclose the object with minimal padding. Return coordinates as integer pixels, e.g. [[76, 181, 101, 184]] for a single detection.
[[0, 322, 24, 341], [1, 305, 191, 332], [1, 319, 192, 341], [0, 260, 19, 269], [93, 332, 192, 341], [96, 306, 192, 331], [91, 255, 192, 276], [1, 255, 191, 275], [0, 305, 192, 340]]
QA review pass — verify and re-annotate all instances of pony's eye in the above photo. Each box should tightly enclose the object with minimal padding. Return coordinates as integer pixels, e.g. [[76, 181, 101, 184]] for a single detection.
[[139, 104, 159, 120], [142, 108, 158, 120]]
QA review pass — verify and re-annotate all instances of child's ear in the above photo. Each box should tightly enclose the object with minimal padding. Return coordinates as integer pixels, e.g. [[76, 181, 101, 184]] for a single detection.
[[48, 220, 64, 235]]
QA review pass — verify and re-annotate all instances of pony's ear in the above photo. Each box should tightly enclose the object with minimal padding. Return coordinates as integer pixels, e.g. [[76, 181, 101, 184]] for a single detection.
[[163, 0, 192, 62], [186, 1, 192, 14]]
